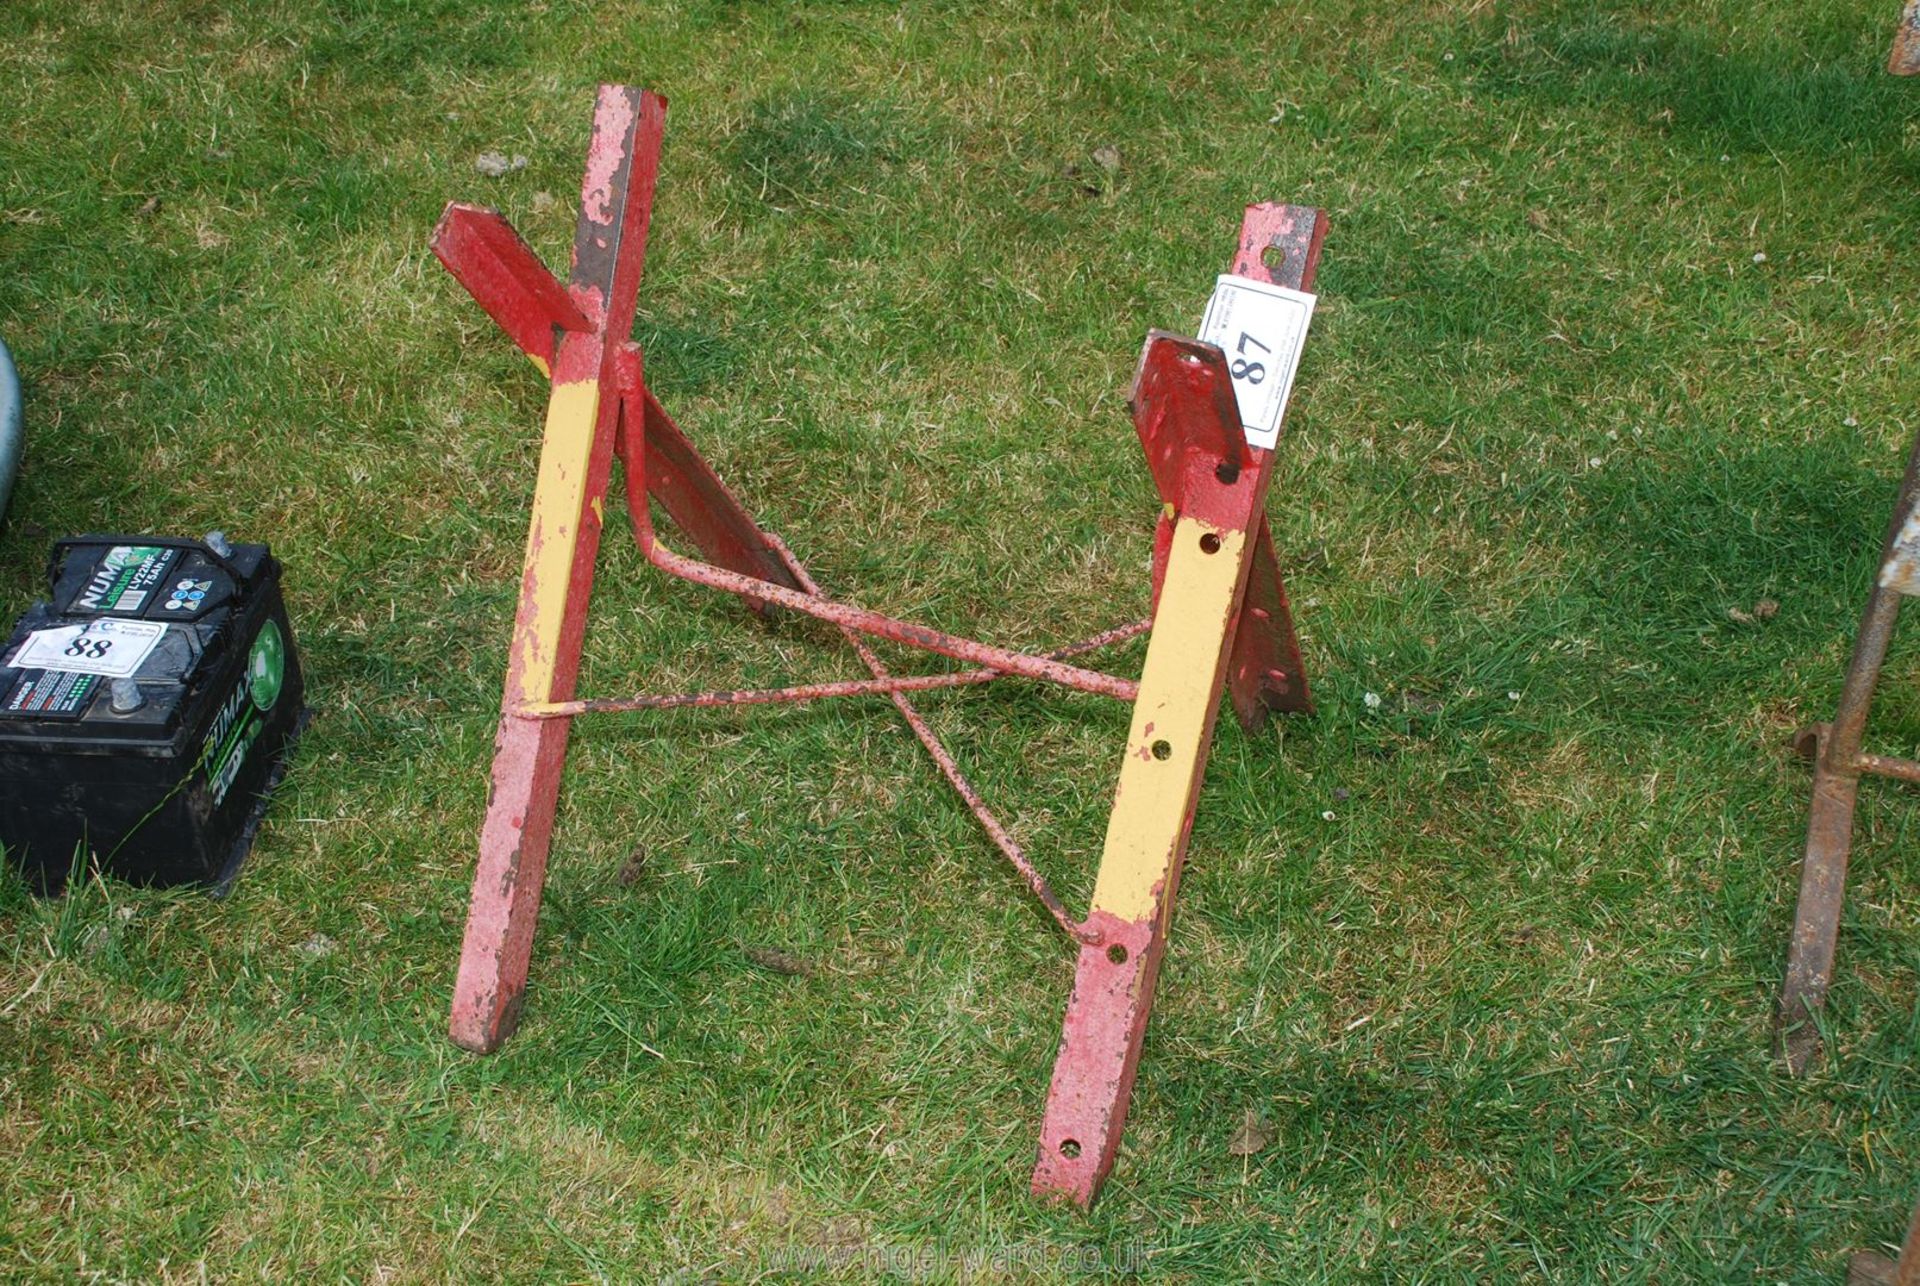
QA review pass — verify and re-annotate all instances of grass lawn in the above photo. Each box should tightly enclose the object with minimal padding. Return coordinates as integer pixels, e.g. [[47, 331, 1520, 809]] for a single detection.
[[2, 0, 1918, 1279]]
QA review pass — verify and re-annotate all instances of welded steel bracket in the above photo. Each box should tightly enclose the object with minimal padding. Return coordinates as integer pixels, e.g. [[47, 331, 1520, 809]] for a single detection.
[[432, 85, 1325, 1209], [1776, 430, 1920, 1074]]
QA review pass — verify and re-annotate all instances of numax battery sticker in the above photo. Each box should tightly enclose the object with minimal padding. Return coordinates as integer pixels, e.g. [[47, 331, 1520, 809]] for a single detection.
[[72, 546, 179, 616]]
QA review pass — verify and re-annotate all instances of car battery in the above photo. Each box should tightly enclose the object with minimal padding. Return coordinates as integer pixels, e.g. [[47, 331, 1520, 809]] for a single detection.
[[0, 534, 306, 893]]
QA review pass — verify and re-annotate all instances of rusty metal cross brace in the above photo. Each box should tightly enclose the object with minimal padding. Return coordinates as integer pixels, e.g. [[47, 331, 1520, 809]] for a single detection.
[[431, 84, 1325, 1209], [1776, 428, 1920, 1074], [1775, 0, 1920, 1083]]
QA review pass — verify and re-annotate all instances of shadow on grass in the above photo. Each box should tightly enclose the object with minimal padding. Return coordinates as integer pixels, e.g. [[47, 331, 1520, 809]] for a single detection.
[[721, 91, 919, 213], [1564, 428, 1898, 707], [1465, 6, 1920, 161], [305, 0, 540, 84]]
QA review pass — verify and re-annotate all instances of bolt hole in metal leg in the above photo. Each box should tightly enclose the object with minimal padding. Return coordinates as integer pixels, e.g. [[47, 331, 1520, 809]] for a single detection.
[[1151, 739, 1172, 760], [1059, 1139, 1081, 1159], [1793, 724, 1827, 762], [1107, 944, 1129, 964], [1262, 243, 1287, 274], [1215, 460, 1240, 485], [1199, 532, 1222, 554]]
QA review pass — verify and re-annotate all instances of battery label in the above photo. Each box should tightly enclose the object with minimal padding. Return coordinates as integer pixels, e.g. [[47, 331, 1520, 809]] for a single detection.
[[72, 545, 179, 615], [3, 670, 101, 719], [199, 620, 287, 806]]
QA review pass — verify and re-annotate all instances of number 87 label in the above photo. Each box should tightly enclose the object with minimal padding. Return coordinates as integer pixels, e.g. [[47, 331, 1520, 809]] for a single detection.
[[1197, 274, 1316, 451]]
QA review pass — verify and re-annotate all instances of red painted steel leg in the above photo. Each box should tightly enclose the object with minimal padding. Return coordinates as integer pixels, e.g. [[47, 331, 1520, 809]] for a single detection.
[[1033, 204, 1327, 1206], [1032, 389, 1269, 1206], [449, 86, 666, 1053], [1218, 205, 1324, 730], [1032, 908, 1174, 1202], [1229, 519, 1311, 727], [431, 205, 590, 370], [450, 352, 615, 1052], [639, 387, 802, 605], [1134, 243, 1318, 729]]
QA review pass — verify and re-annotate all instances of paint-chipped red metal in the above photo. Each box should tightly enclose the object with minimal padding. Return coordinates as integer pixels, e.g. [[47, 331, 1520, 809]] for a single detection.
[[1131, 332, 1246, 519], [517, 620, 1148, 719], [1030, 910, 1162, 1205], [447, 87, 667, 1056], [430, 205, 590, 367], [1032, 202, 1328, 1210], [578, 86, 640, 227], [1231, 521, 1312, 726], [435, 87, 1327, 1213], [1129, 207, 1323, 730], [1221, 201, 1324, 731]]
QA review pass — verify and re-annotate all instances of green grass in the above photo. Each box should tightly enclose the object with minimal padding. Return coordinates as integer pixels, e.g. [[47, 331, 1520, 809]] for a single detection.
[[1, 0, 1917, 1279]]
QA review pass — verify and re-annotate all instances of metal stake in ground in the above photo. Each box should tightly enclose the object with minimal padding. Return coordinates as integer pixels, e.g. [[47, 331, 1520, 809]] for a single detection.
[[1849, 1191, 1920, 1286], [1776, 429, 1920, 1074]]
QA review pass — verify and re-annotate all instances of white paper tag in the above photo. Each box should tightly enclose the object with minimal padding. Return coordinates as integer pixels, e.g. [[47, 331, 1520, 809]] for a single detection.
[[1197, 274, 1316, 450], [9, 619, 168, 678]]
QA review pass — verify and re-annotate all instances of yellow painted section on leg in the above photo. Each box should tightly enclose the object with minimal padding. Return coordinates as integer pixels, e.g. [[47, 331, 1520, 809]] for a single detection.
[[1089, 517, 1249, 922], [508, 377, 601, 699]]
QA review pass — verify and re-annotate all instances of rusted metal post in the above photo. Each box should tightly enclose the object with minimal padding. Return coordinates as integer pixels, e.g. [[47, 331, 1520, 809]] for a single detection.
[[1031, 203, 1325, 1207], [1893, 1, 1920, 76], [1850, 1192, 1920, 1286], [1776, 430, 1920, 1074]]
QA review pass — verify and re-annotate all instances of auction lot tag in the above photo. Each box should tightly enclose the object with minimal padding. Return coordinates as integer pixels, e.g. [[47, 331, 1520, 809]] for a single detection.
[[10, 618, 167, 678], [1198, 274, 1316, 450]]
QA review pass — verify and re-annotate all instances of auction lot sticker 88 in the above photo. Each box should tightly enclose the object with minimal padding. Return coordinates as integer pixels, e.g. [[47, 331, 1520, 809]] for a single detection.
[[10, 619, 167, 679], [1197, 274, 1316, 451]]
